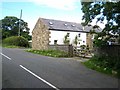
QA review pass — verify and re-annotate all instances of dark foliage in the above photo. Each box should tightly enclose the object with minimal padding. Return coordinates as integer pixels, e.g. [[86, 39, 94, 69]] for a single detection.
[[81, 1, 120, 47], [1, 16, 31, 40], [3, 36, 29, 47]]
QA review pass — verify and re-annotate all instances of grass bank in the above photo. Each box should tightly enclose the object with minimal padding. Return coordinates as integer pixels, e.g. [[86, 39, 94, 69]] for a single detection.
[[82, 57, 120, 78], [26, 49, 69, 58], [2, 44, 20, 48]]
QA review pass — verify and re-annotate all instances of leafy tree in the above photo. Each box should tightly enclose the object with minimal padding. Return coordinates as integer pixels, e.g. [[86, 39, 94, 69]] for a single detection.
[[63, 33, 70, 45], [1, 16, 31, 40], [81, 1, 120, 46], [81, 1, 120, 75], [74, 35, 78, 45]]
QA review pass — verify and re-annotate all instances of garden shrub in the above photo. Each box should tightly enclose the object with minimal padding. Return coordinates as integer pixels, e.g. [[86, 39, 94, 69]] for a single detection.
[[3, 36, 29, 47]]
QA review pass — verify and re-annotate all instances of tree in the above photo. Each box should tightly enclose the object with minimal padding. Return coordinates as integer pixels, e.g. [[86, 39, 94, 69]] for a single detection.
[[74, 35, 78, 45], [81, 1, 120, 46], [1, 16, 31, 40], [63, 33, 70, 45], [81, 1, 120, 76]]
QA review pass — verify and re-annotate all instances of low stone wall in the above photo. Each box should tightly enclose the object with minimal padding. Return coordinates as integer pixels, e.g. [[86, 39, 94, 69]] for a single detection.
[[95, 45, 120, 58], [48, 45, 73, 57]]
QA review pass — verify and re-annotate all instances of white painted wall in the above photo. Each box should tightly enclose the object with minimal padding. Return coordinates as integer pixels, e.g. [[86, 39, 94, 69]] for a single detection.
[[49, 30, 86, 46]]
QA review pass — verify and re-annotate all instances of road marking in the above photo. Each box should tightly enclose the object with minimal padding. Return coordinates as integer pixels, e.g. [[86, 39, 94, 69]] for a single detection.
[[19, 65, 59, 90], [1, 53, 11, 60]]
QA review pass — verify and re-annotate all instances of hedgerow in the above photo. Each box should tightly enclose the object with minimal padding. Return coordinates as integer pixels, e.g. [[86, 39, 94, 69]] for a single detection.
[[3, 36, 29, 47]]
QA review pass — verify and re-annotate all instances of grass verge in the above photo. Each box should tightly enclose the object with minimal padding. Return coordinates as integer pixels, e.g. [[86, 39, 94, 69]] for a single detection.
[[82, 59, 119, 78], [26, 49, 69, 58], [2, 44, 20, 48], [1, 43, 30, 49]]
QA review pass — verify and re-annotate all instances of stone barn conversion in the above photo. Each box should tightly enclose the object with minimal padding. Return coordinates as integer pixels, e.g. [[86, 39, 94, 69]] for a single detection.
[[32, 18, 101, 51]]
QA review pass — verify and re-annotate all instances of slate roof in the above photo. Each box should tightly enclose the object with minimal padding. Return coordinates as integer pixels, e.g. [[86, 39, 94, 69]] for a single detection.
[[40, 18, 102, 33]]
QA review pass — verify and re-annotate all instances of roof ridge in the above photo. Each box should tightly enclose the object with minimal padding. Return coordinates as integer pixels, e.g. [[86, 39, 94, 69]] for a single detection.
[[39, 17, 81, 25], [38, 17, 102, 33]]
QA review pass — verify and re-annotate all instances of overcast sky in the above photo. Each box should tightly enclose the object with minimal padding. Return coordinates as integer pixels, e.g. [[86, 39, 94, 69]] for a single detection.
[[1, 0, 105, 34]]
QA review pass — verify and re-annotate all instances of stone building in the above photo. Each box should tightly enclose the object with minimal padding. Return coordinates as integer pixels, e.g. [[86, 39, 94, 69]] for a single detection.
[[32, 18, 101, 50]]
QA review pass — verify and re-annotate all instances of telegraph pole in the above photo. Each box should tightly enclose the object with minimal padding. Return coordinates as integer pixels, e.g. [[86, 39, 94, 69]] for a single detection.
[[18, 9, 22, 36]]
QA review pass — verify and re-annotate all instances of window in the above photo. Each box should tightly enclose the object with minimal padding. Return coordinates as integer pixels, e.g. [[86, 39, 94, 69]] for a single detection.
[[64, 23, 67, 26], [83, 41, 85, 43], [49, 22, 53, 25], [78, 33, 81, 37], [54, 40, 57, 45], [71, 24, 75, 27]]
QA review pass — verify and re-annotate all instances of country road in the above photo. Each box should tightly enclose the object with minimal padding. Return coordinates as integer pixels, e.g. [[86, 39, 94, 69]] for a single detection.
[[1, 48, 119, 89]]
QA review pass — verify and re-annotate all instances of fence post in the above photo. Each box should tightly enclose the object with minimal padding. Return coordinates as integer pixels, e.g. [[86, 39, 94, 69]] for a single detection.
[[68, 45, 73, 57]]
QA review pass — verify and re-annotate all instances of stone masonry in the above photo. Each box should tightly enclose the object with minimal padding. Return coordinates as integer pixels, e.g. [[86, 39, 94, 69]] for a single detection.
[[32, 18, 95, 51], [32, 18, 50, 50], [86, 33, 93, 50]]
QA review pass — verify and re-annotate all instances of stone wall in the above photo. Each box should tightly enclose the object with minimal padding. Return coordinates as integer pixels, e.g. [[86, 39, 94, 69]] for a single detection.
[[32, 18, 50, 50], [86, 33, 93, 50], [49, 45, 73, 57]]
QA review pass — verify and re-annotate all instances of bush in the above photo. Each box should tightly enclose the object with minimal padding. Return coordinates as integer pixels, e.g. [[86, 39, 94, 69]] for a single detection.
[[3, 36, 29, 47]]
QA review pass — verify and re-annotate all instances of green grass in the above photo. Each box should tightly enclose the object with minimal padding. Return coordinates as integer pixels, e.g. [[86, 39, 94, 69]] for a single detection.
[[26, 49, 69, 58], [1, 43, 29, 48], [82, 60, 119, 78], [2, 44, 20, 48]]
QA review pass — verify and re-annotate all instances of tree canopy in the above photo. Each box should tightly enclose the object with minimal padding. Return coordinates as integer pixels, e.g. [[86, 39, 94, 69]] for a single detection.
[[81, 1, 120, 46], [1, 16, 31, 40]]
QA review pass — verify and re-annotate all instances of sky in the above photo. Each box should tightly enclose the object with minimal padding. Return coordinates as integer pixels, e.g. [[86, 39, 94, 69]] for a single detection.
[[1, 0, 105, 34]]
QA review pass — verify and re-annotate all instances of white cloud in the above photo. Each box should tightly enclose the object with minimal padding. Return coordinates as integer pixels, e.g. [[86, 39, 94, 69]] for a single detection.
[[1, 0, 29, 2], [29, 0, 78, 10]]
